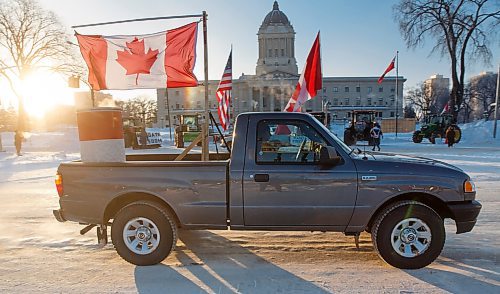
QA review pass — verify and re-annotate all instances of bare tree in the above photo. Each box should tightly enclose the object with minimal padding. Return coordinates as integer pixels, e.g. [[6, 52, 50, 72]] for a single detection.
[[457, 85, 473, 122], [468, 72, 498, 120], [121, 97, 158, 127], [0, 0, 75, 131], [394, 0, 500, 120], [404, 83, 436, 119]]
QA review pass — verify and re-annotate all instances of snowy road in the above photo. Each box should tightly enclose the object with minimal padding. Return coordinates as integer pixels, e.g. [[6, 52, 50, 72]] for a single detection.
[[0, 128, 499, 293]]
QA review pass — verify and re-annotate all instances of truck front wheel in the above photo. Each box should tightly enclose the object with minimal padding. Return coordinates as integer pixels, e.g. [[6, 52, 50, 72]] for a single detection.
[[371, 201, 445, 269], [111, 201, 177, 266]]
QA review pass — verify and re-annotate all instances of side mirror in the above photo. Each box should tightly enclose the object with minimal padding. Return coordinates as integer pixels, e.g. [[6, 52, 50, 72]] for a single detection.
[[319, 146, 341, 168]]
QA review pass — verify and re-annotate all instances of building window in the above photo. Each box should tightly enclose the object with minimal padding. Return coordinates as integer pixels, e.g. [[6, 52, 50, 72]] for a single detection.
[[268, 49, 272, 57], [344, 98, 349, 105], [323, 87, 326, 93], [333, 87, 338, 92], [356, 86, 360, 93], [356, 99, 361, 106], [378, 112, 383, 118], [176, 103, 180, 109], [391, 88, 395, 93], [378, 87, 383, 92], [344, 86, 349, 93], [390, 111, 395, 117], [281, 49, 285, 56], [333, 98, 338, 105], [175, 91, 180, 96], [379, 97, 384, 103], [275, 49, 278, 57], [367, 98, 372, 105], [367, 87, 372, 93]]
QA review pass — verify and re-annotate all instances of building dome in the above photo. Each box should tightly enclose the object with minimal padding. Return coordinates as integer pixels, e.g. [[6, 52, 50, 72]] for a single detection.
[[261, 1, 290, 26]]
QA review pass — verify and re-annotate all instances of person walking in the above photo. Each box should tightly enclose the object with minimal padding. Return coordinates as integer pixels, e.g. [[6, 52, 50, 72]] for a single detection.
[[14, 130, 23, 156], [370, 123, 383, 151], [446, 126, 456, 147]]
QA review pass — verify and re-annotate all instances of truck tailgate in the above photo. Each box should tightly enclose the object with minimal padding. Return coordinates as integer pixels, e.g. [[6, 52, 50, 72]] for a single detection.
[[58, 160, 229, 228]]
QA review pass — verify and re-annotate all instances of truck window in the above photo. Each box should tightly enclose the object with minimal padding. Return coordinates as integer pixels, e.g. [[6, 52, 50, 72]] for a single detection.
[[256, 120, 329, 164]]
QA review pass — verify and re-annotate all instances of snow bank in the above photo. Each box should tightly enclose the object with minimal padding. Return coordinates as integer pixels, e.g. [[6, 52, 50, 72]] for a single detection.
[[458, 120, 500, 146]]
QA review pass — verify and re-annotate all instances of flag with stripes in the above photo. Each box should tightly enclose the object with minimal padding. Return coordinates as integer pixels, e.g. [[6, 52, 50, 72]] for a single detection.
[[216, 50, 232, 131]]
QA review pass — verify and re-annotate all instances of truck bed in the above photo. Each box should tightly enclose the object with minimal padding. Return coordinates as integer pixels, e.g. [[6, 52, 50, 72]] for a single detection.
[[58, 154, 230, 228]]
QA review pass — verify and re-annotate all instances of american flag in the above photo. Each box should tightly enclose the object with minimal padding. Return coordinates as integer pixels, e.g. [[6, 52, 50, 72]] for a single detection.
[[216, 50, 232, 131]]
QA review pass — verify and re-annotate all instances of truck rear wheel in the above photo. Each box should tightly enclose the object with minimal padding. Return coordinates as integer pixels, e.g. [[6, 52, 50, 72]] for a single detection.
[[111, 201, 177, 266], [371, 201, 445, 269]]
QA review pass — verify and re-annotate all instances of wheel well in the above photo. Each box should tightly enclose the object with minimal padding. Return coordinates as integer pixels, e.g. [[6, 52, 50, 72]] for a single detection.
[[366, 192, 452, 231], [103, 192, 181, 226]]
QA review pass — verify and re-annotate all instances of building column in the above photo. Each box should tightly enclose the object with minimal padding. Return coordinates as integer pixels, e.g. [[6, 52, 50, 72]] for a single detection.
[[280, 90, 285, 110], [270, 87, 276, 111], [259, 88, 264, 111]]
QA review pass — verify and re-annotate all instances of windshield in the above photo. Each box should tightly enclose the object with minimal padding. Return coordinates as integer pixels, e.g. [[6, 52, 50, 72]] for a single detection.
[[310, 115, 353, 155]]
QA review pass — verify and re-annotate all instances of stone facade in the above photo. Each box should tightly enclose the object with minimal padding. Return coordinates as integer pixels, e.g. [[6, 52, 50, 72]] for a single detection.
[[156, 1, 405, 127]]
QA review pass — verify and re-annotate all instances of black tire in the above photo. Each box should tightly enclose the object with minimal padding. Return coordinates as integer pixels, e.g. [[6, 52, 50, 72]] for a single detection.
[[111, 201, 177, 266], [412, 131, 423, 143], [429, 133, 436, 144], [454, 126, 462, 143], [371, 201, 445, 269], [344, 130, 354, 146]]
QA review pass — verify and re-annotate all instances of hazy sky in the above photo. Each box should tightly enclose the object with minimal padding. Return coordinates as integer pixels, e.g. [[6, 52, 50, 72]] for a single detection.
[[6, 0, 500, 104]]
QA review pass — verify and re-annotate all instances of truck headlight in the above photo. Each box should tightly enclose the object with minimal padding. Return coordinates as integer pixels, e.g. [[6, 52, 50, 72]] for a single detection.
[[464, 179, 476, 193]]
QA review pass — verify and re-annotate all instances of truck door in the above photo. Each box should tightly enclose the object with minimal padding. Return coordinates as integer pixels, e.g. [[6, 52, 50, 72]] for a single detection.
[[242, 117, 358, 228]]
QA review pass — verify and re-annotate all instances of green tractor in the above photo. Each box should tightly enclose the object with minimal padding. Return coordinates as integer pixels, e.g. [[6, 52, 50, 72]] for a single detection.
[[412, 114, 461, 144]]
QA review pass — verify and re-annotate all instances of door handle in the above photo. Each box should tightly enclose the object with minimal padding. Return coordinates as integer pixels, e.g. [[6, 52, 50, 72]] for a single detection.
[[253, 174, 269, 182]]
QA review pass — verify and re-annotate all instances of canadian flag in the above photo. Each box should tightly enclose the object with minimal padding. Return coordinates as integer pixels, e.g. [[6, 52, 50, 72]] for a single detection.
[[284, 32, 322, 112], [378, 56, 395, 84], [76, 22, 198, 90], [440, 102, 450, 114]]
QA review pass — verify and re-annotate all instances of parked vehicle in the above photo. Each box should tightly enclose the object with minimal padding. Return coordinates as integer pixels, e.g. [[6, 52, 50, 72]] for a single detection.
[[413, 114, 461, 144], [53, 112, 481, 269], [343, 111, 378, 146]]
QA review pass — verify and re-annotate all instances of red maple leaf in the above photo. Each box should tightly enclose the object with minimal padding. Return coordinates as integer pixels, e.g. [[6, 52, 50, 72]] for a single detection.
[[116, 37, 159, 85]]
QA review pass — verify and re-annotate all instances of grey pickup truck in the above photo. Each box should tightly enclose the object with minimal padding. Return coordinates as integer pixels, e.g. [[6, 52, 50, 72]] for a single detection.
[[53, 112, 481, 269]]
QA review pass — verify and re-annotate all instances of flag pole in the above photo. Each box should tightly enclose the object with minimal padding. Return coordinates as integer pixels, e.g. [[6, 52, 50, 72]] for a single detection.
[[318, 31, 327, 126], [165, 88, 173, 142], [493, 63, 499, 138], [230, 44, 233, 127], [202, 11, 210, 161], [395, 50, 399, 138]]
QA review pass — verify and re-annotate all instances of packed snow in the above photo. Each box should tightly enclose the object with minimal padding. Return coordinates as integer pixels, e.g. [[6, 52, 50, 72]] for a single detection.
[[0, 120, 499, 293]]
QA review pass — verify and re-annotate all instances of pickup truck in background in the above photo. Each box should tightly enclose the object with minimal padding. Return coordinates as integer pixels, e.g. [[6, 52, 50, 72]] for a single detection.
[[53, 112, 481, 269]]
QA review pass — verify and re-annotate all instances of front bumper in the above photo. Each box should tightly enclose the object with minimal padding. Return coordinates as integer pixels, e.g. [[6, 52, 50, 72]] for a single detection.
[[447, 200, 482, 234]]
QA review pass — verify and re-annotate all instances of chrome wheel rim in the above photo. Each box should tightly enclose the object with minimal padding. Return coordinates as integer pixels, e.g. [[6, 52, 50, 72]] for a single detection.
[[123, 217, 160, 255], [391, 218, 431, 258]]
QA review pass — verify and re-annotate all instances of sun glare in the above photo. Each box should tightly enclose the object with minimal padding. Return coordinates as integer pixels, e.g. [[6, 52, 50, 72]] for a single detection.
[[21, 71, 74, 118]]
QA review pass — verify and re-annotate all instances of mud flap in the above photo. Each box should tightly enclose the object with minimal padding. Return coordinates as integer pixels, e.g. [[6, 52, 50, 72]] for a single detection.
[[97, 225, 108, 246]]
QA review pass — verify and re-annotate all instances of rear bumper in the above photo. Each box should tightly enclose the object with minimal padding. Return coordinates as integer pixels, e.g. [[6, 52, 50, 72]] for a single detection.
[[53, 209, 67, 222], [447, 200, 482, 234]]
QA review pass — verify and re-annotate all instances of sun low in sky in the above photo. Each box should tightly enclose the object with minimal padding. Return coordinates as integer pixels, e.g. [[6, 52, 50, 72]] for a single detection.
[[0, 70, 76, 118]]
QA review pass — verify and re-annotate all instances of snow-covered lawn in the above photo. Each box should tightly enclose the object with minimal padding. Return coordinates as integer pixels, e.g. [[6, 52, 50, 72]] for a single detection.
[[0, 121, 499, 293]]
